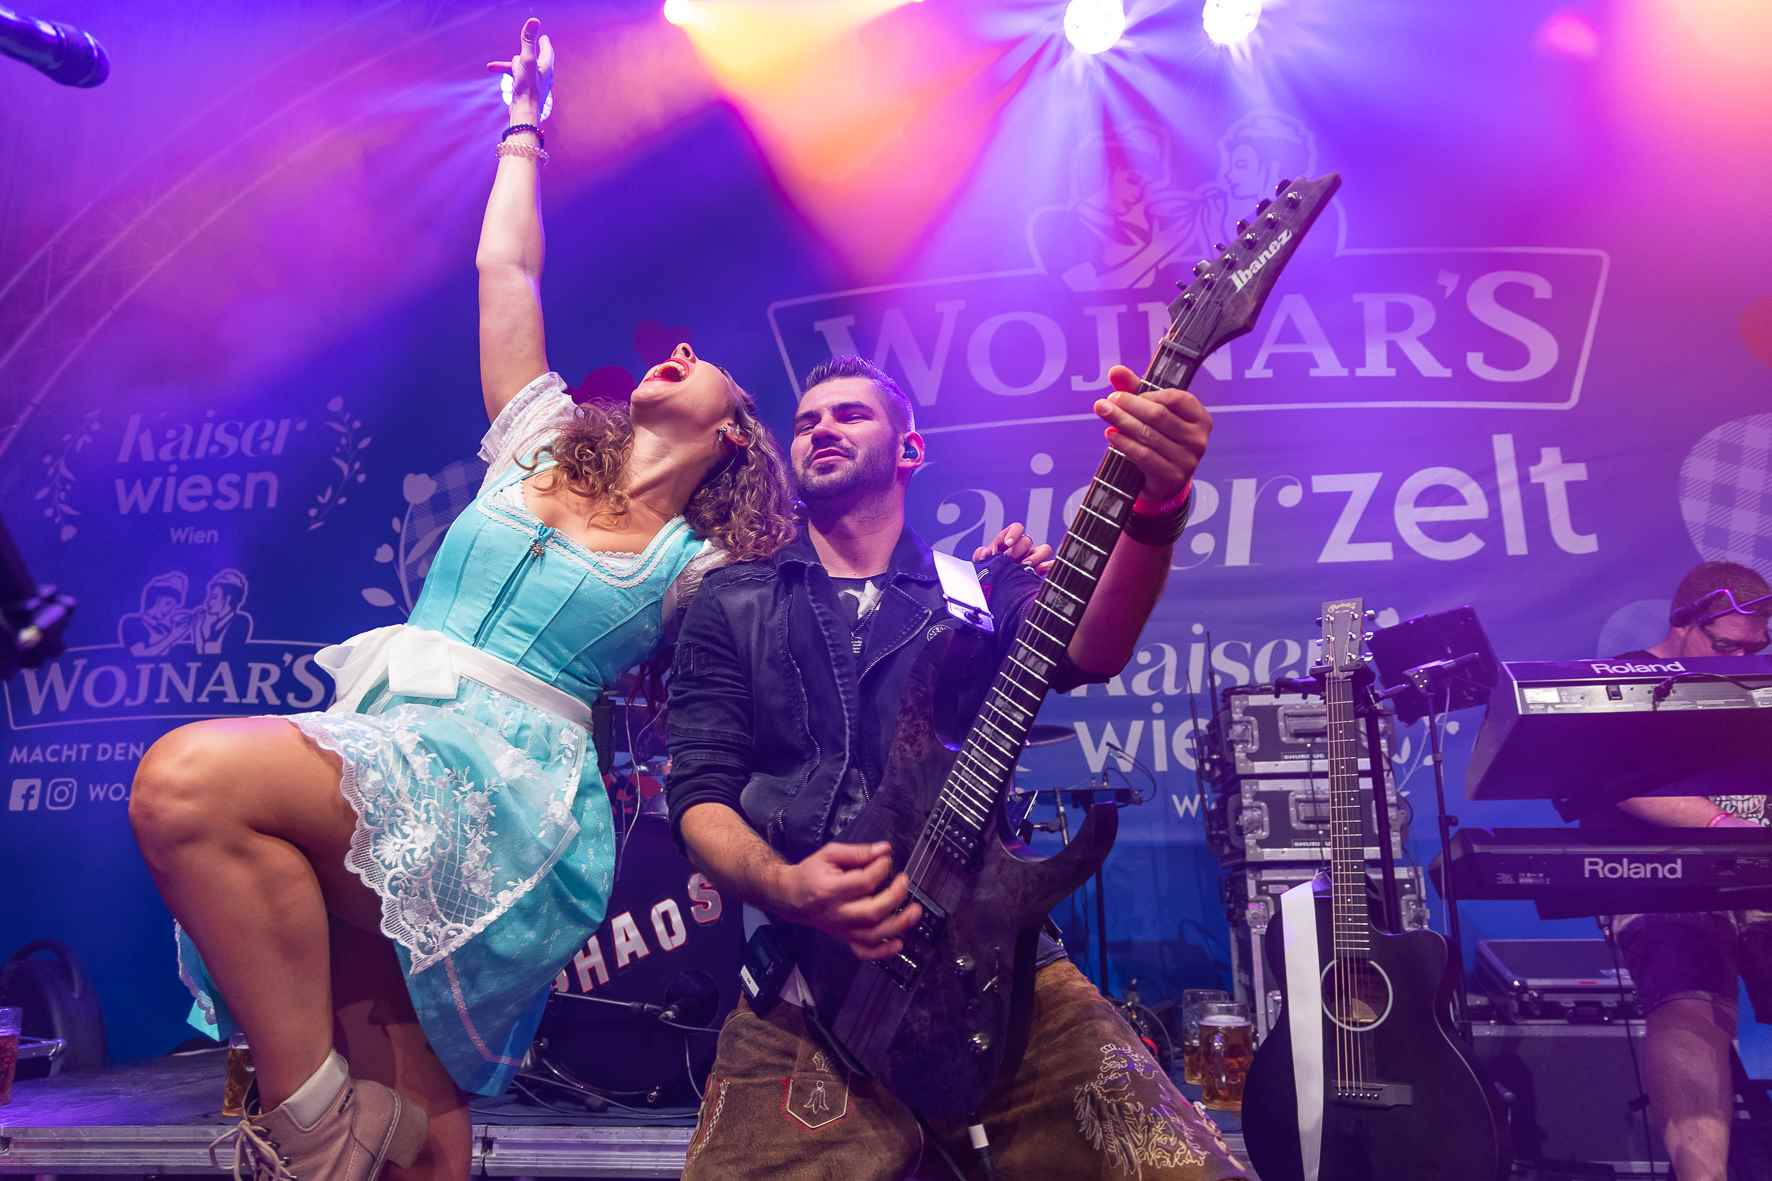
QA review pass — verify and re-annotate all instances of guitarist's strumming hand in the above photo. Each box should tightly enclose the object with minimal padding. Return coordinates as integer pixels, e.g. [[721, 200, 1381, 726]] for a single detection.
[[769, 840, 925, 962], [1093, 364, 1211, 503]]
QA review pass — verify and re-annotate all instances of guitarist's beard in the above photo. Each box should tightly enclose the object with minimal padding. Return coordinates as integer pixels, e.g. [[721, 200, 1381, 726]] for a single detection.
[[794, 436, 898, 511]]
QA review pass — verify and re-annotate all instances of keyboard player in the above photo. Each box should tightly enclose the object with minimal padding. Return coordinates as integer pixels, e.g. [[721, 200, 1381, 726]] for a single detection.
[[1587, 560, 1772, 1181]]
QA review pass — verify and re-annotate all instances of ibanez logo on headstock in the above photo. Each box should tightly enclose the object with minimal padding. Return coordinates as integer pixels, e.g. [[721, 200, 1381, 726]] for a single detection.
[[1231, 227, 1292, 292]]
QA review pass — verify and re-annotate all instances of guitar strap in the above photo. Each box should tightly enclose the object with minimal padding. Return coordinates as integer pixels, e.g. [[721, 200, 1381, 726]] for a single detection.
[[1281, 878, 1325, 1181]]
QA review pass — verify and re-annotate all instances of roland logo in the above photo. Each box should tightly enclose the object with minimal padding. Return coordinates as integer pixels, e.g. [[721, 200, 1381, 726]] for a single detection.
[[1588, 659, 1686, 676], [1583, 856, 1683, 881], [1230, 228, 1292, 292]]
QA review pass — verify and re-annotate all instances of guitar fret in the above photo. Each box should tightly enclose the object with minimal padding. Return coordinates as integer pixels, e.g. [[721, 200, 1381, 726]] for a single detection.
[[1052, 554, 1094, 581], [997, 677, 1042, 708], [1044, 579, 1086, 606], [976, 713, 1021, 749], [960, 743, 1008, 779], [949, 758, 996, 802], [986, 696, 1032, 725], [946, 758, 995, 804], [972, 727, 1017, 763]]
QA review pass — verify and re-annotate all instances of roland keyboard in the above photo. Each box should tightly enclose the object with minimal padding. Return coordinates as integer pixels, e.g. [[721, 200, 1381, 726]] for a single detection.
[[1438, 826, 1772, 918], [1463, 655, 1772, 812]]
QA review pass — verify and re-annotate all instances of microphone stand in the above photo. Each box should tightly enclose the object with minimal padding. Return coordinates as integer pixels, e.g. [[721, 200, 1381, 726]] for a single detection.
[[1351, 668, 1402, 935], [1386, 656, 1480, 1040]]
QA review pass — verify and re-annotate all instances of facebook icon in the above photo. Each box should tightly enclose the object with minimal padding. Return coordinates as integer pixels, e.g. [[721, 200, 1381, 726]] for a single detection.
[[9, 778, 41, 812]]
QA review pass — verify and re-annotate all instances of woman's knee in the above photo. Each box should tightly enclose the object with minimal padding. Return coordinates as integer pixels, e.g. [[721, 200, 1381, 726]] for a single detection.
[[129, 722, 238, 850]]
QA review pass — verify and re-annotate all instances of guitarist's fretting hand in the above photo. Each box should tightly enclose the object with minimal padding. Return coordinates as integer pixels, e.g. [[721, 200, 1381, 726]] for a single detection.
[[973, 522, 1055, 575], [1092, 364, 1211, 502], [770, 840, 925, 962]]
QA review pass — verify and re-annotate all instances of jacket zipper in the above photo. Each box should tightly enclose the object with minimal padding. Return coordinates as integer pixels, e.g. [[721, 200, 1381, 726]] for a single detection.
[[472, 523, 554, 647]]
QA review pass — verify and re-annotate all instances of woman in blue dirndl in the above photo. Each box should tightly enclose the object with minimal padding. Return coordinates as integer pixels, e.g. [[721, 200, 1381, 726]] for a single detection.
[[128, 18, 796, 1181]]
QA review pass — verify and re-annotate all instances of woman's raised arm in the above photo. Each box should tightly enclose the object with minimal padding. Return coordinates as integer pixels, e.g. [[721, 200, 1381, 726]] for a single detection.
[[477, 17, 554, 421]]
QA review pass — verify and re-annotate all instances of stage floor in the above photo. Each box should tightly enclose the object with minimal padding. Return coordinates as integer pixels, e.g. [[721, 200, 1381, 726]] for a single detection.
[[0, 1047, 1250, 1177]]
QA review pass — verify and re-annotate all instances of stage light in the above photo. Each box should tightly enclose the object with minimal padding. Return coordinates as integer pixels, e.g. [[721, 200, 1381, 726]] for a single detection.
[[1063, 0, 1127, 56], [663, 0, 696, 26], [1202, 0, 1262, 47], [498, 72, 554, 121]]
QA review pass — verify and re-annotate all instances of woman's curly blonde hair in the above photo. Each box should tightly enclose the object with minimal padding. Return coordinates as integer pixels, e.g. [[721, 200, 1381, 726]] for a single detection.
[[528, 381, 797, 563]]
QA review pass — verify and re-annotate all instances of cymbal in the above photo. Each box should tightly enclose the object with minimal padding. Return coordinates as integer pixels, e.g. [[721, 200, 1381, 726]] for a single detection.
[[1026, 723, 1076, 747]]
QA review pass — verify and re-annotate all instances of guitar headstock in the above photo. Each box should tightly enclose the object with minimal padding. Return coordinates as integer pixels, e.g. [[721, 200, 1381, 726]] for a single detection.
[[1164, 172, 1340, 361], [1318, 596, 1368, 677]]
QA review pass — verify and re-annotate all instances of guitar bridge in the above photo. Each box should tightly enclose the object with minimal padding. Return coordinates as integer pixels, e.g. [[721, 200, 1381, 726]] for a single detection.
[[1331, 1082, 1413, 1109]]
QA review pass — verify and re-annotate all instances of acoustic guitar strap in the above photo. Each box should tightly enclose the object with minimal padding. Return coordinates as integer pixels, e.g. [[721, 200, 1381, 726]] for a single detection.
[[1281, 878, 1325, 1181]]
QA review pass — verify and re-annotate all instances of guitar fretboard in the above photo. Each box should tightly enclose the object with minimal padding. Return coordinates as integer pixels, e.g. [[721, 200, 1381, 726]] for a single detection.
[[915, 341, 1205, 868], [1326, 664, 1374, 954]]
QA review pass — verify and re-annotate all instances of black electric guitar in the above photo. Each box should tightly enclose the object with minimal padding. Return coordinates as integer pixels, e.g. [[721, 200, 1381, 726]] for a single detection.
[[1241, 598, 1507, 1180], [791, 174, 1343, 1123]]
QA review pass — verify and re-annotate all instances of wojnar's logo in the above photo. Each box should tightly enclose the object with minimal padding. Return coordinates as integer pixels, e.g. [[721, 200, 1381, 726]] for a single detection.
[[767, 111, 1610, 426], [1230, 228, 1290, 292]]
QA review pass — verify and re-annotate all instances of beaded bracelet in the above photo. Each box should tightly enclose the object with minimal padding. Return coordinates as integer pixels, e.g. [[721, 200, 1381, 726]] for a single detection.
[[1123, 487, 1195, 547], [501, 122, 544, 149], [495, 141, 549, 164]]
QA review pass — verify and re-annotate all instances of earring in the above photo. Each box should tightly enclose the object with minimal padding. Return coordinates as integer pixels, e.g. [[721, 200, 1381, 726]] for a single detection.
[[716, 426, 729, 443]]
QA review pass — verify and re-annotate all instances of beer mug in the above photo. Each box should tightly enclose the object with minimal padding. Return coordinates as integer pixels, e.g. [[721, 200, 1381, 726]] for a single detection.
[[1180, 988, 1230, 1085], [222, 1033, 255, 1117], [0, 1006, 19, 1106], [1199, 1004, 1254, 1111]]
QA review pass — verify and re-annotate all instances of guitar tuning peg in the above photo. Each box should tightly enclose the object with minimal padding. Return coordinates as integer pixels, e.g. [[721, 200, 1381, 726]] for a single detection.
[[1286, 190, 1302, 207], [1273, 177, 1292, 196], [1264, 212, 1281, 229], [1175, 279, 1188, 292], [1364, 610, 1377, 619], [1241, 233, 1258, 249], [1255, 197, 1272, 213], [1234, 218, 1249, 234], [1364, 632, 1375, 642], [1213, 242, 1227, 253], [1193, 259, 1212, 276]]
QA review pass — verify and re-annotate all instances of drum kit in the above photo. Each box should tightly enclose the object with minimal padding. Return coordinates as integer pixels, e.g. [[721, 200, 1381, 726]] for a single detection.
[[524, 757, 742, 1110], [521, 721, 1147, 1110]]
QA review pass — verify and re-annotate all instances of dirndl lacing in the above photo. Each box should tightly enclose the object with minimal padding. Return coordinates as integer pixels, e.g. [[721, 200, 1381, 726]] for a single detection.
[[316, 624, 594, 731]]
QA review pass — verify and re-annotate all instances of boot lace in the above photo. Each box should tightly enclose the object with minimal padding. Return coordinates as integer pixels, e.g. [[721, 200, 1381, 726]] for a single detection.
[[209, 1117, 300, 1181]]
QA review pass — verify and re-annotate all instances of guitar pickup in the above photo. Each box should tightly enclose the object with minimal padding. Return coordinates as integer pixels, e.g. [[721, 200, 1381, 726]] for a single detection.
[[907, 884, 947, 934], [877, 886, 947, 988]]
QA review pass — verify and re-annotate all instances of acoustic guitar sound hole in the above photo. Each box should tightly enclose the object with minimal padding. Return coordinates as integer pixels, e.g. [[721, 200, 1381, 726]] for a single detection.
[[1319, 957, 1393, 1033]]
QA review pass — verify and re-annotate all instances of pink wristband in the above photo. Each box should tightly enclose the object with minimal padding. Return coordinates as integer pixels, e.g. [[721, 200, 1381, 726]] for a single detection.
[[1708, 811, 1741, 828]]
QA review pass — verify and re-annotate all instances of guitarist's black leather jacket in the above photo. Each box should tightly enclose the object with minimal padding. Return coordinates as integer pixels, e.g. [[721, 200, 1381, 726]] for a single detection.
[[666, 524, 1107, 877]]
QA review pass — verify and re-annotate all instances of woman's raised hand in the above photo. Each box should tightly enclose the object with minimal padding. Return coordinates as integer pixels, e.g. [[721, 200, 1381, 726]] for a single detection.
[[486, 17, 554, 124]]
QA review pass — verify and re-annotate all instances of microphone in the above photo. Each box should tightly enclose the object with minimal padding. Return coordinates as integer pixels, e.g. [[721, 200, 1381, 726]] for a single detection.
[[0, 7, 110, 87]]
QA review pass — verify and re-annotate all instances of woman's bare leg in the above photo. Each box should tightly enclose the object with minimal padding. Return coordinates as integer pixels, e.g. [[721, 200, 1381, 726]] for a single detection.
[[329, 919, 473, 1180], [130, 717, 372, 1105]]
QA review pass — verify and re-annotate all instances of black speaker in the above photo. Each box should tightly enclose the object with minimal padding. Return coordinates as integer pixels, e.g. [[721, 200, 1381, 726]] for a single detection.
[[1469, 1020, 1663, 1171]]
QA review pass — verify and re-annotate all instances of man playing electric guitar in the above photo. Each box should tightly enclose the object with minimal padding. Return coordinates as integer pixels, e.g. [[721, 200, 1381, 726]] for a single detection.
[[666, 354, 1248, 1179]]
